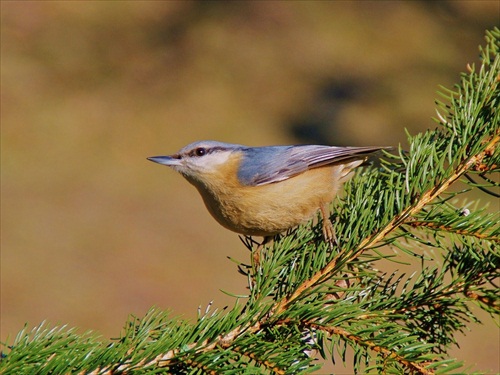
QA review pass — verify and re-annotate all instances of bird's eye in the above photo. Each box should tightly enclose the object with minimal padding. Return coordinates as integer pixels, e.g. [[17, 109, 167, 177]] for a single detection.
[[195, 147, 206, 157]]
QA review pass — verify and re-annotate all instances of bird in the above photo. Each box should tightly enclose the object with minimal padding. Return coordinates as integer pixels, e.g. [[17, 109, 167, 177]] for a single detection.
[[148, 141, 385, 254]]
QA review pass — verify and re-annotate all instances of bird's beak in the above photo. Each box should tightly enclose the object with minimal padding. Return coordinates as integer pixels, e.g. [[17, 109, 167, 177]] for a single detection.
[[147, 155, 182, 166]]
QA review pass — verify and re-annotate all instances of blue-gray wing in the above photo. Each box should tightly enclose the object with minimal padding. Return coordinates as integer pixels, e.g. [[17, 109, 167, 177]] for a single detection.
[[237, 145, 384, 186]]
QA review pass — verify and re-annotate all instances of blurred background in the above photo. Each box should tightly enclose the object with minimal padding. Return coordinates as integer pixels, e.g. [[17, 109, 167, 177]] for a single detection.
[[1, 1, 498, 372]]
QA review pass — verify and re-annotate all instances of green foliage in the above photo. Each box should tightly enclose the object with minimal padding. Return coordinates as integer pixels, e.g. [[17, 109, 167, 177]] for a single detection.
[[1, 28, 499, 374]]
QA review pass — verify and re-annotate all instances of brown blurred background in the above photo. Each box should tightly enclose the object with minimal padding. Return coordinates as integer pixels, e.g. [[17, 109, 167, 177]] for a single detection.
[[1, 1, 498, 373]]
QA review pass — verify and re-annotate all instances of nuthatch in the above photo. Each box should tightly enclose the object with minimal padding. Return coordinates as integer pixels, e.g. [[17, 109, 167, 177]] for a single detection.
[[148, 141, 385, 247]]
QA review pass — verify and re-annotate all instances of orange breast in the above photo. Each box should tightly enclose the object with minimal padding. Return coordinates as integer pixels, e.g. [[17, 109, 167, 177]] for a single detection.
[[190, 158, 347, 236]]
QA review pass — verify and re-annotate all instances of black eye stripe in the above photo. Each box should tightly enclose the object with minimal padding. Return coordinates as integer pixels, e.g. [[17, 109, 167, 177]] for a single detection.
[[187, 146, 228, 157], [187, 148, 205, 157]]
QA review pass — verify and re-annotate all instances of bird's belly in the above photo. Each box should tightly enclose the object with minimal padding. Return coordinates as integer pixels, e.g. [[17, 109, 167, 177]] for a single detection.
[[199, 167, 340, 237]]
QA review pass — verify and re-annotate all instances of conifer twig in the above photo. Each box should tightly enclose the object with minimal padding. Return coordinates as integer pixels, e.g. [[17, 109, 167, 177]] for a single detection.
[[309, 324, 435, 375], [405, 220, 500, 242], [273, 132, 499, 316]]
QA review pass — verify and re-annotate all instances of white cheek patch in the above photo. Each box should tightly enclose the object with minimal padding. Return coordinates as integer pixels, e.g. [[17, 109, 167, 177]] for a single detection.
[[190, 151, 232, 173]]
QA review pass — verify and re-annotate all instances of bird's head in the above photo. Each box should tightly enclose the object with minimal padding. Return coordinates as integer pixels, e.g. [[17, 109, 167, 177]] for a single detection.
[[148, 141, 246, 181]]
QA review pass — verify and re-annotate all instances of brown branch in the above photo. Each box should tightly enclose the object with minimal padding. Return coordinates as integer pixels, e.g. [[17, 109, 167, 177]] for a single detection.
[[405, 220, 500, 242], [464, 289, 500, 311], [309, 323, 435, 375], [230, 346, 286, 375], [436, 281, 499, 312], [269, 316, 436, 374]]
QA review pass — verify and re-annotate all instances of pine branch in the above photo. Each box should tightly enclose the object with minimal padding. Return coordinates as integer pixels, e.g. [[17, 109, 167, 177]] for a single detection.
[[310, 324, 435, 375], [271, 130, 498, 315], [407, 219, 499, 241]]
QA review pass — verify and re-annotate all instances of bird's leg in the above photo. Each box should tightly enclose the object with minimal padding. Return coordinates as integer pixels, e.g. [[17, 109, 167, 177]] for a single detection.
[[320, 203, 337, 245], [252, 236, 271, 271]]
